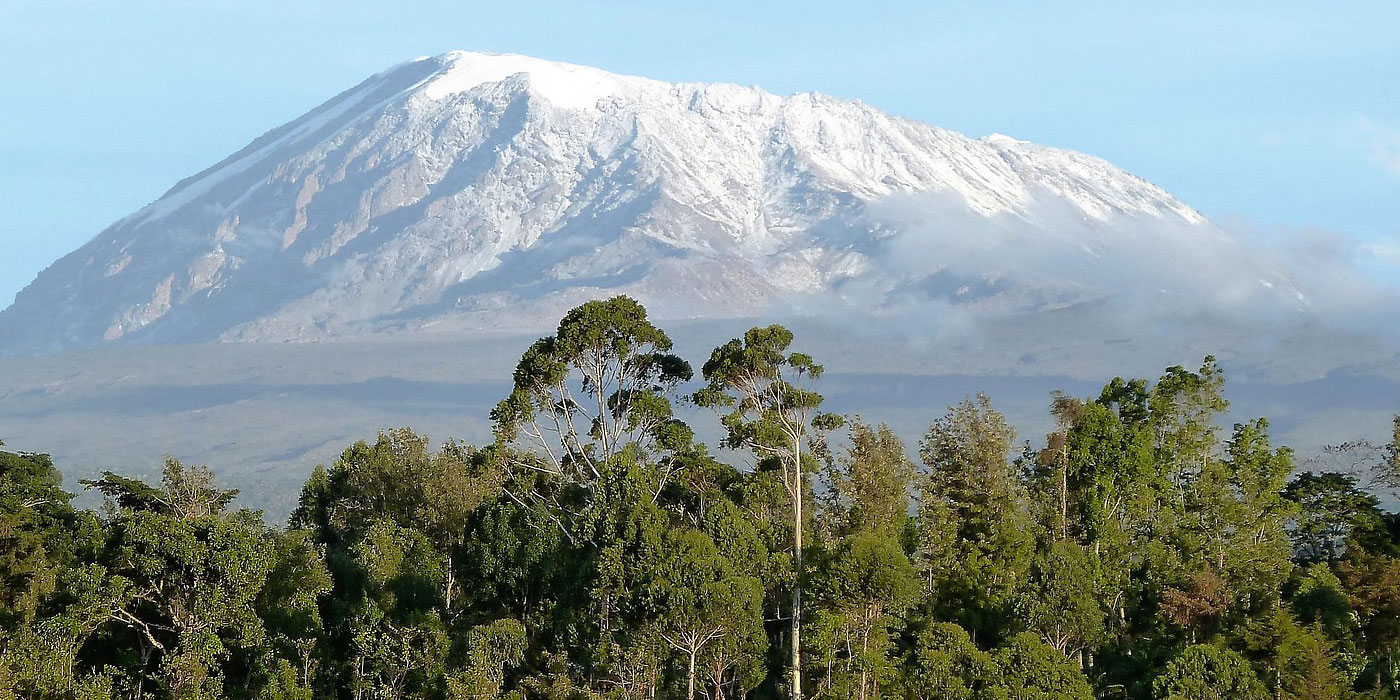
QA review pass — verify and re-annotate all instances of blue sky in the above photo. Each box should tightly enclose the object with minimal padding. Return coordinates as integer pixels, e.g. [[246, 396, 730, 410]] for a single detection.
[[3, 1, 1398, 306]]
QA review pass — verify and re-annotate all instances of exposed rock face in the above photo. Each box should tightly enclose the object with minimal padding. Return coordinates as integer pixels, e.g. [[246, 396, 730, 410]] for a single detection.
[[1, 51, 1226, 355]]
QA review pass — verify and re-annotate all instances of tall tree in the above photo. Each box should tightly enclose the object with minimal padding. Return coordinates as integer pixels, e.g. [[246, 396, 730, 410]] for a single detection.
[[1018, 540, 1106, 660], [86, 460, 273, 699], [808, 531, 918, 700], [491, 296, 694, 508], [1218, 419, 1296, 612], [819, 420, 914, 540], [0, 443, 91, 627], [693, 324, 836, 699], [902, 622, 991, 700], [1283, 472, 1382, 564], [917, 395, 1033, 642], [811, 420, 917, 700]]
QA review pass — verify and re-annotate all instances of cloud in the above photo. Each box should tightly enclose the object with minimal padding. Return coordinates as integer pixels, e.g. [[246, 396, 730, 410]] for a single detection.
[[856, 189, 1311, 316], [775, 188, 1400, 381], [1367, 236, 1400, 266]]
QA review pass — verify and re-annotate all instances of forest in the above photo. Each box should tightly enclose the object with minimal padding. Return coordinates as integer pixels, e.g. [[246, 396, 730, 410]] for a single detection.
[[2, 296, 1398, 700]]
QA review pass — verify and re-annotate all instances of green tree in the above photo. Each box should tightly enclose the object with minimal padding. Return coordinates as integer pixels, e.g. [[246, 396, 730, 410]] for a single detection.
[[0, 564, 127, 700], [1218, 419, 1296, 612], [819, 420, 914, 540], [290, 430, 500, 611], [1042, 393, 1160, 651], [254, 529, 332, 697], [902, 622, 991, 700], [1290, 565, 1356, 648], [917, 395, 1033, 642], [810, 419, 919, 699], [1018, 540, 1106, 659], [491, 295, 694, 507], [1241, 611, 1351, 700], [1148, 357, 1228, 479], [1284, 472, 1382, 564], [1153, 644, 1267, 700], [343, 520, 449, 699], [984, 632, 1094, 700], [642, 528, 764, 700], [696, 499, 777, 700], [1338, 551, 1400, 694], [446, 618, 527, 699], [0, 443, 93, 627], [693, 323, 836, 699], [88, 459, 273, 700], [809, 531, 918, 700]]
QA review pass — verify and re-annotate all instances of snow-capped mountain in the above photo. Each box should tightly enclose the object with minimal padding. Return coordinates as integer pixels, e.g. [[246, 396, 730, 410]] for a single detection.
[[1, 51, 1281, 356]]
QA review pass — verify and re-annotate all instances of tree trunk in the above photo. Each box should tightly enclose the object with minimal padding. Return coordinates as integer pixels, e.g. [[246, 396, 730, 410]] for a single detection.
[[712, 656, 727, 700], [353, 655, 366, 700], [445, 553, 455, 609], [136, 644, 153, 699], [1059, 446, 1069, 540], [792, 436, 805, 700], [301, 643, 314, 688], [858, 620, 870, 700], [688, 648, 698, 700]]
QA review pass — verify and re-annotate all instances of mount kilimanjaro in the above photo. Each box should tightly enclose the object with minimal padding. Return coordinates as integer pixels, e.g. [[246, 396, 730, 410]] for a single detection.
[[2, 51, 1395, 516], [1, 51, 1289, 356]]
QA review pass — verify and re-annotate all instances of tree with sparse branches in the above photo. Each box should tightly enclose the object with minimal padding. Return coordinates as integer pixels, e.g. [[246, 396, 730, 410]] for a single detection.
[[692, 324, 839, 700]]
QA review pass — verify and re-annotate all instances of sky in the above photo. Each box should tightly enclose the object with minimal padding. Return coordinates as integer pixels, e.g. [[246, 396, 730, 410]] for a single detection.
[[2, 1, 1398, 308]]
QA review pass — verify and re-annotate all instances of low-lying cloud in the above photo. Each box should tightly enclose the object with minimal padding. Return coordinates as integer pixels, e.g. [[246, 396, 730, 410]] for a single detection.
[[777, 189, 1399, 380]]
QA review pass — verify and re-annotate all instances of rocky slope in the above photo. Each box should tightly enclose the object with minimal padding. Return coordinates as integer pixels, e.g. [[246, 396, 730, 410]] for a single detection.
[[2, 51, 1265, 356]]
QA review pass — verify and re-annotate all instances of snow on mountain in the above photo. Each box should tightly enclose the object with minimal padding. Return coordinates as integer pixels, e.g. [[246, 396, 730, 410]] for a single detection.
[[1, 51, 1270, 356]]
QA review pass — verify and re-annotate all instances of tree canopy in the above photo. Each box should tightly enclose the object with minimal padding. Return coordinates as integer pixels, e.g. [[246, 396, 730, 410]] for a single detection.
[[3, 297, 1399, 700]]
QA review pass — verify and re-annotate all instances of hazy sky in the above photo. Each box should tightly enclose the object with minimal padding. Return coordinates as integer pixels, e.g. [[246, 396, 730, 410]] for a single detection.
[[3, 1, 1398, 307]]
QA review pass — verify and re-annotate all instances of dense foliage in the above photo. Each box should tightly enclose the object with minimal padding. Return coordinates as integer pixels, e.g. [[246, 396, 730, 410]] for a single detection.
[[3, 296, 1399, 700]]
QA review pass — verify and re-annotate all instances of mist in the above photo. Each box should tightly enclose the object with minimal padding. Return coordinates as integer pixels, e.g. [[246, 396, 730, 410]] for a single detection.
[[777, 189, 1400, 383]]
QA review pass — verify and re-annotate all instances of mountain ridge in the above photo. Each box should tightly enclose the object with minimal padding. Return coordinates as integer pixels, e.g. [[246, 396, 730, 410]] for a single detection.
[[1, 50, 1230, 356]]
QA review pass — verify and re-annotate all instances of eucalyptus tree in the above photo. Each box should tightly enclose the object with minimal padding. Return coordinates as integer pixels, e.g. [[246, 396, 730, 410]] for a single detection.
[[491, 296, 694, 541], [693, 324, 839, 699], [1043, 391, 1084, 543]]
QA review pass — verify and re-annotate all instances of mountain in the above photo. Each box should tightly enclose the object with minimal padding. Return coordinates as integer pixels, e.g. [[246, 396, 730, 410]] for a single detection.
[[1, 51, 1288, 356]]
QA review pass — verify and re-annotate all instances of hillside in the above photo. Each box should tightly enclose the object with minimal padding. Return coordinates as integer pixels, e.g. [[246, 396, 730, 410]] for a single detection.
[[0, 51, 1273, 356]]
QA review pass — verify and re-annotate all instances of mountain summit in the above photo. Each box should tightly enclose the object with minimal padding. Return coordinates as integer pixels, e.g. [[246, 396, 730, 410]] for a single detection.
[[2, 51, 1244, 355]]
